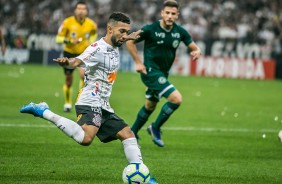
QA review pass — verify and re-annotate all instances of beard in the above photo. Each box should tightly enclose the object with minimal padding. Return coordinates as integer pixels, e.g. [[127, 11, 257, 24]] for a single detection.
[[111, 35, 123, 47]]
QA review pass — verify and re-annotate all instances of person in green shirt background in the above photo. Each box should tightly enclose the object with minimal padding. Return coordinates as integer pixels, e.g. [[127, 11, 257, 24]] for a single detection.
[[126, 0, 201, 147]]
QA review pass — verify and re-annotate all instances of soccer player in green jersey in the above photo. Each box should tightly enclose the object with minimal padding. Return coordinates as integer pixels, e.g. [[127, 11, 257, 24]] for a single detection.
[[126, 0, 201, 147]]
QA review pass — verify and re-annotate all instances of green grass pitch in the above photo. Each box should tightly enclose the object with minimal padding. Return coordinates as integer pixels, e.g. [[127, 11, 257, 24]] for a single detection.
[[0, 64, 282, 183]]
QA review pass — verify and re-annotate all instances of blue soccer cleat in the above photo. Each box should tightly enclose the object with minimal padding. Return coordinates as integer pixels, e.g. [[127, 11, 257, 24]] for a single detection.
[[148, 177, 158, 184], [20, 102, 49, 118], [147, 124, 164, 147]]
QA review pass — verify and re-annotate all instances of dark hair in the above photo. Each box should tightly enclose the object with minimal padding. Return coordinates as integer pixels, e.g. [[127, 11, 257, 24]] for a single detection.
[[163, 0, 179, 9], [108, 12, 130, 24], [75, 1, 87, 9]]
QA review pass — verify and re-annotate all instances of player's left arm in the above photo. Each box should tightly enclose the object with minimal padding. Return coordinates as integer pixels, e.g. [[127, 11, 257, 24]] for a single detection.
[[53, 57, 82, 69], [188, 41, 201, 61]]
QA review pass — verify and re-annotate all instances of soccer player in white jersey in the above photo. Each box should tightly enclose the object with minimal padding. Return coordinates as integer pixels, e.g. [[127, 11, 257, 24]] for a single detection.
[[20, 12, 157, 184]]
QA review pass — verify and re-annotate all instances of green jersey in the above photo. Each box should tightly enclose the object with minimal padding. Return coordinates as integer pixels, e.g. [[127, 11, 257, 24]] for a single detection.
[[136, 21, 193, 73]]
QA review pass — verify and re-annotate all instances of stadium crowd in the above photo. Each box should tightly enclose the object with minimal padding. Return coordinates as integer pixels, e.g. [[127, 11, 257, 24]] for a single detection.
[[0, 0, 282, 46], [1, 0, 282, 78]]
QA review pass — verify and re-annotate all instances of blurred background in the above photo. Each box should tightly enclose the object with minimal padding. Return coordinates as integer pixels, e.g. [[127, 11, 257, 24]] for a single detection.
[[0, 0, 282, 79]]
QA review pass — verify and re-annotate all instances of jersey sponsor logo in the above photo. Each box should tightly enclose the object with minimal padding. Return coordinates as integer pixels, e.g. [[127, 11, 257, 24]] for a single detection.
[[155, 32, 165, 38], [157, 40, 164, 44], [108, 71, 117, 83], [171, 33, 180, 38], [91, 82, 99, 96], [158, 76, 167, 84], [83, 55, 91, 62], [102, 99, 110, 108], [172, 40, 179, 48], [91, 43, 97, 47], [91, 47, 100, 56], [92, 114, 102, 127]]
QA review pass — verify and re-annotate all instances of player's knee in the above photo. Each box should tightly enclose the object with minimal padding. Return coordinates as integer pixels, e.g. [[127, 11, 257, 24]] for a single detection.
[[169, 92, 182, 105], [175, 96, 182, 105], [145, 103, 157, 111], [117, 127, 135, 141], [81, 136, 93, 146]]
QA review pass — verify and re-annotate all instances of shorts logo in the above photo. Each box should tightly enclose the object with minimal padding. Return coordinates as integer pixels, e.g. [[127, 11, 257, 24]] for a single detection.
[[91, 106, 102, 114], [92, 114, 102, 127], [158, 77, 166, 84]]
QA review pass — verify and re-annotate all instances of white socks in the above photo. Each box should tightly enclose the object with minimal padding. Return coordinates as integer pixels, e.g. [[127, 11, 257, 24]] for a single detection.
[[43, 109, 85, 144], [122, 138, 143, 163], [41, 110, 143, 164]]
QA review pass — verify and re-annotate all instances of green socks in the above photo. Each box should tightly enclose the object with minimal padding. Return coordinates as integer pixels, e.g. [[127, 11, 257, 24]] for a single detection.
[[152, 102, 179, 130], [131, 106, 153, 134]]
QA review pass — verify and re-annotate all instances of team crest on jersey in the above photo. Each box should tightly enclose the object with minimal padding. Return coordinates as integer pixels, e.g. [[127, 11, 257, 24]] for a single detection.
[[70, 32, 77, 38], [158, 76, 166, 84], [172, 40, 179, 48]]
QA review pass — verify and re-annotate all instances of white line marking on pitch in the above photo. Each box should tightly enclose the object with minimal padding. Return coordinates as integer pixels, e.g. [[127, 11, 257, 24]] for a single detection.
[[0, 123, 277, 133]]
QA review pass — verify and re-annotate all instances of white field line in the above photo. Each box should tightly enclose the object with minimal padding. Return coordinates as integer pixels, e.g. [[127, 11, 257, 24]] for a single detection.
[[0, 123, 278, 133]]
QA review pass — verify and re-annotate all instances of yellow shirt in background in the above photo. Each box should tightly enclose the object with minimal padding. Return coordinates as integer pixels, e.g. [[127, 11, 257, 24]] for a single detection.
[[56, 16, 97, 54]]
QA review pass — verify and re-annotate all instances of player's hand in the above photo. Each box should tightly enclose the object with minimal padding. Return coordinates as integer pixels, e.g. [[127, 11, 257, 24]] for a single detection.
[[53, 57, 70, 66], [136, 63, 147, 74], [190, 50, 201, 61], [72, 38, 83, 45], [123, 30, 143, 41]]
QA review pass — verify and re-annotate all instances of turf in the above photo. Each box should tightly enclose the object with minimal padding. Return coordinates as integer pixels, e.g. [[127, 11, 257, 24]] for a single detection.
[[0, 64, 282, 183]]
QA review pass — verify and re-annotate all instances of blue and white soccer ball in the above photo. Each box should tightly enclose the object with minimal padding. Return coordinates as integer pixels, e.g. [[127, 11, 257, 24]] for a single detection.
[[122, 163, 151, 184]]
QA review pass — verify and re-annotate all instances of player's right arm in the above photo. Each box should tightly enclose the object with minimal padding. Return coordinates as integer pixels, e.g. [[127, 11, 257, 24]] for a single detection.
[[126, 40, 147, 74], [53, 57, 82, 69]]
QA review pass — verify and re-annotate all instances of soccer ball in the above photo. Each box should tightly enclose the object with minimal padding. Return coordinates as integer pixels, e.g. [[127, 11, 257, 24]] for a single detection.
[[278, 130, 282, 142], [122, 163, 151, 184]]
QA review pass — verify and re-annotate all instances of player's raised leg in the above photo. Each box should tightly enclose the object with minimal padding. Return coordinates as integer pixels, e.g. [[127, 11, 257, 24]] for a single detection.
[[20, 102, 97, 145]]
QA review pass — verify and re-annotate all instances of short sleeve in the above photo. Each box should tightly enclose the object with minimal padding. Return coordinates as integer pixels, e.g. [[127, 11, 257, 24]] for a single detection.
[[76, 43, 100, 68], [179, 26, 193, 46]]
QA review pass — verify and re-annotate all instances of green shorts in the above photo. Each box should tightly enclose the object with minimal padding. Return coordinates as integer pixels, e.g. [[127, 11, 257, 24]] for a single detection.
[[141, 70, 175, 102], [75, 105, 128, 143]]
